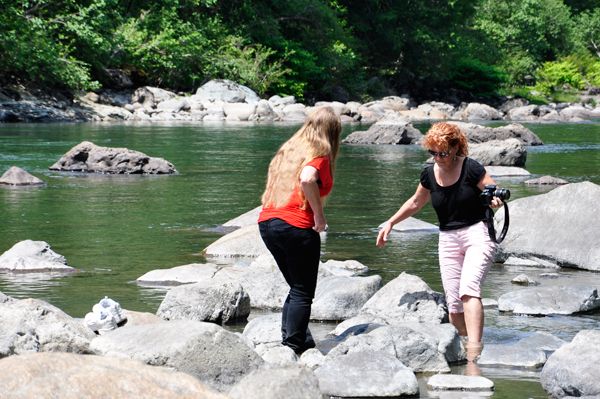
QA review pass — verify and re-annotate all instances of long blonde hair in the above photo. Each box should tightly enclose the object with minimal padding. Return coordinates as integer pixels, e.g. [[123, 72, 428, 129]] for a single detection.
[[261, 106, 341, 208]]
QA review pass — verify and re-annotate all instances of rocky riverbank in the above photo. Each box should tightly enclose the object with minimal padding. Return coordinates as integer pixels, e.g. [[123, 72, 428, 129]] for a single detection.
[[1, 180, 600, 398], [2, 79, 600, 124]]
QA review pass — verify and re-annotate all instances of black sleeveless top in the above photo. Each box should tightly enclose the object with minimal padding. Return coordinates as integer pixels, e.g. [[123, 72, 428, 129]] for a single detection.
[[420, 158, 487, 231]]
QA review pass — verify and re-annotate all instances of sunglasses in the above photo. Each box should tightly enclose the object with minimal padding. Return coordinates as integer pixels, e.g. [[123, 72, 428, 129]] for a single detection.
[[428, 150, 451, 158]]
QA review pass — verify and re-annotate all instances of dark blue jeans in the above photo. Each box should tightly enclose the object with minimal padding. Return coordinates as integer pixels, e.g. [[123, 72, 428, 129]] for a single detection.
[[258, 218, 320, 352]]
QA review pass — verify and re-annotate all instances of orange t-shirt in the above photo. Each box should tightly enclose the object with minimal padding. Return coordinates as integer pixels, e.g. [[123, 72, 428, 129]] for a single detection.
[[258, 156, 333, 228]]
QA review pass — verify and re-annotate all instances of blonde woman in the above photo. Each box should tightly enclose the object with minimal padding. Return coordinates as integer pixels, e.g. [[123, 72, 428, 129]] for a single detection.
[[377, 122, 502, 354], [258, 107, 341, 354]]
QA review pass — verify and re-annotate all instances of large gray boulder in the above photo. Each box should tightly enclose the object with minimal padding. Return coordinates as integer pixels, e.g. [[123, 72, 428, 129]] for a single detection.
[[468, 138, 527, 166], [89, 320, 265, 393], [541, 330, 600, 398], [203, 224, 270, 258], [310, 275, 382, 321], [136, 263, 218, 285], [229, 364, 321, 399], [314, 351, 419, 397], [221, 206, 262, 230], [559, 105, 600, 119], [448, 122, 543, 145], [460, 103, 503, 120], [501, 98, 529, 113], [0, 166, 45, 185], [342, 111, 423, 145], [156, 97, 190, 113], [0, 352, 229, 399], [498, 286, 600, 316], [506, 105, 540, 121], [49, 141, 177, 174], [494, 182, 600, 271], [196, 79, 260, 104], [223, 103, 257, 121], [0, 240, 73, 271], [237, 255, 289, 309], [131, 86, 176, 109], [156, 279, 250, 324], [0, 298, 96, 357], [326, 323, 465, 373], [358, 272, 448, 324]]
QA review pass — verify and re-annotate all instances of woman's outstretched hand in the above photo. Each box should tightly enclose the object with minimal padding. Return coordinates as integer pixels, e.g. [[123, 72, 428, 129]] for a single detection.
[[376, 222, 393, 248]]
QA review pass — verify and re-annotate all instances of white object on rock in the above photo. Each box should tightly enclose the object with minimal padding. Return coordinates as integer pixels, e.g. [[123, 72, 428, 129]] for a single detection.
[[92, 296, 126, 324], [84, 309, 118, 335]]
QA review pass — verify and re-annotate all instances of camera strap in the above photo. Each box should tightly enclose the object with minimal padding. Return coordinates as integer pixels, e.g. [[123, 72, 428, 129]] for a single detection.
[[485, 200, 509, 244]]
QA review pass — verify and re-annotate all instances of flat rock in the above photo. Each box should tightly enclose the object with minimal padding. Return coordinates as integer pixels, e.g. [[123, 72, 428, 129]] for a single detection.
[[120, 309, 165, 327], [0, 352, 229, 399], [503, 256, 559, 268], [203, 224, 270, 258], [358, 272, 448, 324], [477, 344, 547, 368], [314, 351, 419, 397], [0, 166, 45, 185], [379, 217, 439, 233], [310, 275, 382, 321], [485, 166, 531, 177], [514, 331, 566, 352], [0, 298, 96, 357], [90, 320, 265, 393], [498, 285, 600, 315], [0, 240, 73, 271], [156, 279, 250, 324], [49, 141, 176, 174], [494, 182, 600, 271], [427, 374, 494, 391], [541, 330, 600, 398], [242, 313, 284, 346], [322, 259, 369, 273], [229, 364, 322, 399], [524, 175, 569, 185], [221, 206, 262, 229], [136, 263, 218, 285]]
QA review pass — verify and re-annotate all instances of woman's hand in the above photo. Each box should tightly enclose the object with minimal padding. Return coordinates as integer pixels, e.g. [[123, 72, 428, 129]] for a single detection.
[[313, 213, 327, 232], [490, 196, 503, 209], [376, 222, 393, 248]]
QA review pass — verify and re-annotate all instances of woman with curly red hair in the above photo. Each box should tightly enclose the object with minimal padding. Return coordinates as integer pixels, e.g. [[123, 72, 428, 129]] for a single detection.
[[376, 122, 502, 353]]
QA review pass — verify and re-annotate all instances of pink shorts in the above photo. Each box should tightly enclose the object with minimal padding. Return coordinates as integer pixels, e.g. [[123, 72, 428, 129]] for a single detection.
[[438, 221, 495, 314]]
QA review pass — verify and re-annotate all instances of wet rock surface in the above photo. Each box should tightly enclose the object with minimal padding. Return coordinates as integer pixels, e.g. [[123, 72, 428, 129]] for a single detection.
[[0, 240, 73, 272], [498, 285, 600, 315], [0, 166, 45, 185]]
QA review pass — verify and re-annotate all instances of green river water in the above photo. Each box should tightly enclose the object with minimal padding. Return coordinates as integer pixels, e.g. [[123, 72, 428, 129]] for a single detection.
[[1, 120, 600, 398]]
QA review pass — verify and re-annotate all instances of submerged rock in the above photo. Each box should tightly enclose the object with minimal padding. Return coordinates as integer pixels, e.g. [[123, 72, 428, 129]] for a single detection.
[[541, 330, 600, 398], [315, 351, 419, 397], [498, 285, 600, 315], [0, 240, 73, 272], [524, 175, 569, 185], [0, 352, 229, 399], [136, 263, 218, 285], [478, 344, 547, 368], [0, 166, 45, 185], [494, 182, 600, 271], [90, 320, 265, 393], [49, 141, 176, 174]]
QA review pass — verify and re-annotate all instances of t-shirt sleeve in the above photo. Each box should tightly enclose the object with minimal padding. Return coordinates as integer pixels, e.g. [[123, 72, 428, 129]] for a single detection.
[[466, 158, 486, 185], [306, 157, 333, 193], [420, 167, 431, 190]]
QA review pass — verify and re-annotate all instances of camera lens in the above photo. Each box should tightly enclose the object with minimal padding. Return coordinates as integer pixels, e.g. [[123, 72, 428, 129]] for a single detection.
[[494, 188, 510, 201]]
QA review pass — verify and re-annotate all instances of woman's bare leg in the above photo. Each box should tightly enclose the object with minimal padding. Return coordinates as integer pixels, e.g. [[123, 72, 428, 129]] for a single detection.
[[449, 312, 467, 337], [462, 295, 484, 343]]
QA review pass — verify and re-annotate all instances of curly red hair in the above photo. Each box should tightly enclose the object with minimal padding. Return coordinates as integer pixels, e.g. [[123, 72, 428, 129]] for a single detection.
[[421, 122, 469, 157]]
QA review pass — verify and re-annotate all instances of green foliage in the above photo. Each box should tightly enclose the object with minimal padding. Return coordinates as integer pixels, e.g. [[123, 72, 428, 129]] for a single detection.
[[450, 58, 506, 96], [534, 60, 584, 94]]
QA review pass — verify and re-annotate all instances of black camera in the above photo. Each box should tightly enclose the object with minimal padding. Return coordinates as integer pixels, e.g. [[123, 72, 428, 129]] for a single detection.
[[480, 184, 510, 206]]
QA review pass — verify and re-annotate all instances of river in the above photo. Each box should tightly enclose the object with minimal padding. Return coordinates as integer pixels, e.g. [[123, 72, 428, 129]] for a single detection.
[[1, 120, 600, 398]]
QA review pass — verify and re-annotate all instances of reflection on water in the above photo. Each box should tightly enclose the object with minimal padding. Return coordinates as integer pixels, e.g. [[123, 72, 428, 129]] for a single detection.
[[1, 121, 600, 399]]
